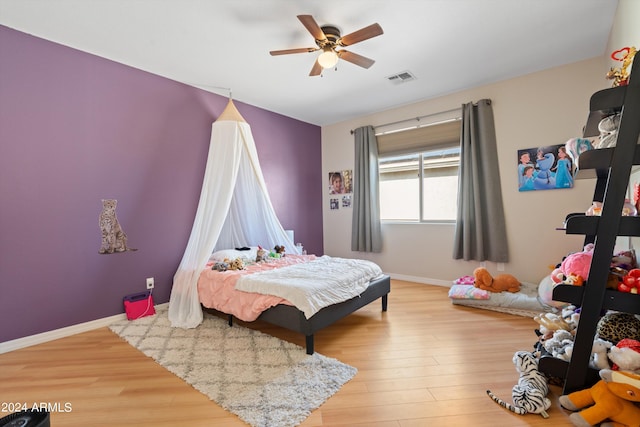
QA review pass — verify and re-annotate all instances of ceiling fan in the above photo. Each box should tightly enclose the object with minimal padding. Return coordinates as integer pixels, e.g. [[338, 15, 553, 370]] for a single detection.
[[270, 15, 383, 76]]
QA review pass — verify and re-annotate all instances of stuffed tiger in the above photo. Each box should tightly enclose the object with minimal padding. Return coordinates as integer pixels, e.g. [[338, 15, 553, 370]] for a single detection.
[[487, 350, 551, 418]]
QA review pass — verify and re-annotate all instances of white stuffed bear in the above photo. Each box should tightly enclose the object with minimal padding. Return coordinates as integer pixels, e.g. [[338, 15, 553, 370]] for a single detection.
[[608, 338, 640, 374], [590, 338, 612, 370]]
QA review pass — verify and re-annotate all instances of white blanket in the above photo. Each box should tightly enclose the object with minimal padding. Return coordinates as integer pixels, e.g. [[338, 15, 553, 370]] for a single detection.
[[234, 255, 383, 319]]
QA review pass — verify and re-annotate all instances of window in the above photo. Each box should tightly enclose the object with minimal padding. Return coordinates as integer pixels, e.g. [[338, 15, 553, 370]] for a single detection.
[[377, 118, 461, 222]]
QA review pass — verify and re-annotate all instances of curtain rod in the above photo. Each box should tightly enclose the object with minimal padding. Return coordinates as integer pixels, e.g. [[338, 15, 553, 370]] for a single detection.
[[349, 107, 461, 135]]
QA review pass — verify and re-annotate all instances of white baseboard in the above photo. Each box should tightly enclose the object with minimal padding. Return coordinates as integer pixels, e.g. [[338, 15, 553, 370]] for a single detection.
[[387, 273, 452, 287], [0, 303, 168, 354]]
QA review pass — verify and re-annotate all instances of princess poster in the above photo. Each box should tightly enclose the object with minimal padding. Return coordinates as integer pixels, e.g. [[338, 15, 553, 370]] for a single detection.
[[517, 144, 574, 192]]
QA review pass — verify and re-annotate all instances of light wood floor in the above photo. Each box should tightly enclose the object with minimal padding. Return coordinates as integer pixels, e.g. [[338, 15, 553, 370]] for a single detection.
[[0, 280, 575, 426]]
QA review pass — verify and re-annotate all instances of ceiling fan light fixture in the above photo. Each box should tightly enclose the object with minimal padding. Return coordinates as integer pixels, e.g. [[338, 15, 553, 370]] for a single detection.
[[318, 49, 339, 69]]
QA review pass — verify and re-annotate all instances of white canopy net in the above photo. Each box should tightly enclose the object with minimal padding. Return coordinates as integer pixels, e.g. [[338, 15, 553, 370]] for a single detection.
[[168, 100, 298, 328]]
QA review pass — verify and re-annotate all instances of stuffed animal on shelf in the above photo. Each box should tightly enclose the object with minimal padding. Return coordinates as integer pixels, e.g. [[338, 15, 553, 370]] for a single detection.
[[565, 137, 594, 169], [560, 245, 594, 285], [544, 329, 575, 362], [596, 113, 621, 149], [559, 369, 640, 427], [486, 351, 551, 418], [473, 267, 521, 293], [591, 339, 613, 371], [535, 312, 573, 333], [609, 338, 640, 374], [606, 46, 637, 87], [596, 312, 640, 344]]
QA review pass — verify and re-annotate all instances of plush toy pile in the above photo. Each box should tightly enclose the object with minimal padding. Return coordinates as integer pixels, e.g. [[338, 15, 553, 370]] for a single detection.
[[212, 257, 245, 271], [528, 306, 640, 426], [532, 305, 640, 376], [539, 246, 639, 309], [211, 244, 291, 272]]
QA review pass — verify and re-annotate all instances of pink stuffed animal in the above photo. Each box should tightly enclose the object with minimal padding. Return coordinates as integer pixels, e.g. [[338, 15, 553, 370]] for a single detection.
[[560, 245, 594, 284]]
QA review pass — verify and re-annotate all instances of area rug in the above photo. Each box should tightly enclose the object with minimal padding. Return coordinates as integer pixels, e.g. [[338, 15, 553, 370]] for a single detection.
[[109, 306, 356, 427]]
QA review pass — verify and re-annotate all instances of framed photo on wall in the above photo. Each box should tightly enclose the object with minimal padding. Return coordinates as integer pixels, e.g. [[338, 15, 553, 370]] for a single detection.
[[517, 144, 574, 192], [328, 170, 353, 195]]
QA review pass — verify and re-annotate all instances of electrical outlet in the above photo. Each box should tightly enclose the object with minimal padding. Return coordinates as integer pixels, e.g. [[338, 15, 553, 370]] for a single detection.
[[146, 277, 154, 290]]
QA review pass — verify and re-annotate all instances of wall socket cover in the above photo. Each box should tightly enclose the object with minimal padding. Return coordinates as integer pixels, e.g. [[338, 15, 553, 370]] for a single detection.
[[146, 277, 154, 289]]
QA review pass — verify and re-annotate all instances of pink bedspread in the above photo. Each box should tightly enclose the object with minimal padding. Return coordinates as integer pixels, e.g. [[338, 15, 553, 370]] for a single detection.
[[197, 254, 317, 322]]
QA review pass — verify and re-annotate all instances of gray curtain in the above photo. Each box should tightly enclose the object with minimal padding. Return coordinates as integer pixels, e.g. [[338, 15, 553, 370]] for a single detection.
[[453, 99, 509, 262], [351, 125, 382, 252]]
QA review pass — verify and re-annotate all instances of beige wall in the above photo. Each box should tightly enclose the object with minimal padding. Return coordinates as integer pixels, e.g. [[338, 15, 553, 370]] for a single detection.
[[609, 0, 640, 251], [322, 57, 607, 285], [607, 0, 640, 61], [321, 0, 639, 286]]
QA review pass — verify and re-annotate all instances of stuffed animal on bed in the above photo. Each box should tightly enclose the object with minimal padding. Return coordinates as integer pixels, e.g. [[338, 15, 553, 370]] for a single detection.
[[227, 257, 245, 270], [473, 267, 521, 293], [256, 246, 268, 262], [212, 261, 229, 271]]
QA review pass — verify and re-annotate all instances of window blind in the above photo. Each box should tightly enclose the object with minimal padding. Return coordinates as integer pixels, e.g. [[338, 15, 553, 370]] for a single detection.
[[377, 119, 461, 157]]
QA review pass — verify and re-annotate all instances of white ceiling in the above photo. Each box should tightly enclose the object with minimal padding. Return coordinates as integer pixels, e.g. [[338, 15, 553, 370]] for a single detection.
[[0, 0, 618, 126]]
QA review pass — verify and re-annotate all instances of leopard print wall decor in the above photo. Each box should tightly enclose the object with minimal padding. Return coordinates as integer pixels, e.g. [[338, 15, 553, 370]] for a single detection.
[[98, 199, 137, 254]]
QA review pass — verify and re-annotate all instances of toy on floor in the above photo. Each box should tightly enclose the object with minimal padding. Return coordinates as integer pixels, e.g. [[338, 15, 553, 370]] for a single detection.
[[486, 351, 551, 418], [473, 267, 521, 293], [559, 369, 640, 427]]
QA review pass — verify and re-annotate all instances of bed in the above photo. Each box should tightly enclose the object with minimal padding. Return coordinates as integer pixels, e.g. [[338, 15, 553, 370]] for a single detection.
[[198, 249, 391, 354]]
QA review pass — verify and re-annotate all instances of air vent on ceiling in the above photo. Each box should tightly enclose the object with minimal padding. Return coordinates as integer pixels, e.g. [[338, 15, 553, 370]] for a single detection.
[[386, 70, 416, 84]]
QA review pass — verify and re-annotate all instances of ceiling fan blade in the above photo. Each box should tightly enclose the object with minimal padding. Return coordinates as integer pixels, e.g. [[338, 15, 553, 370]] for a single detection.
[[270, 47, 318, 56], [309, 59, 323, 76], [297, 15, 327, 41], [337, 50, 375, 68], [338, 23, 383, 46]]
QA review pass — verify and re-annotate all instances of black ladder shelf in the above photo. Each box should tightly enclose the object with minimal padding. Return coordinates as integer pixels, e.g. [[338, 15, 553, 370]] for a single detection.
[[538, 53, 640, 394]]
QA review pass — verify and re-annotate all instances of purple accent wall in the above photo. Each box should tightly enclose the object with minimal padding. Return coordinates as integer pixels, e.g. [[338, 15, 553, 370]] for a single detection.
[[0, 25, 323, 343]]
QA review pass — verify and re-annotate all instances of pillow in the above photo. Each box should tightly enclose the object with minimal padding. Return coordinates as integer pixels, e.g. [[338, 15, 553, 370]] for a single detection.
[[210, 247, 258, 262], [448, 284, 490, 300]]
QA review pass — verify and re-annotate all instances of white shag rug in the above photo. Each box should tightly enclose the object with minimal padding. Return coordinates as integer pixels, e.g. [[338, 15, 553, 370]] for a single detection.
[[109, 306, 356, 427]]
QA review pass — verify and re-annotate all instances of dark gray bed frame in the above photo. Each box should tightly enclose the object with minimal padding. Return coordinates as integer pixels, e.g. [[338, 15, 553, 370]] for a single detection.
[[203, 274, 390, 354]]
